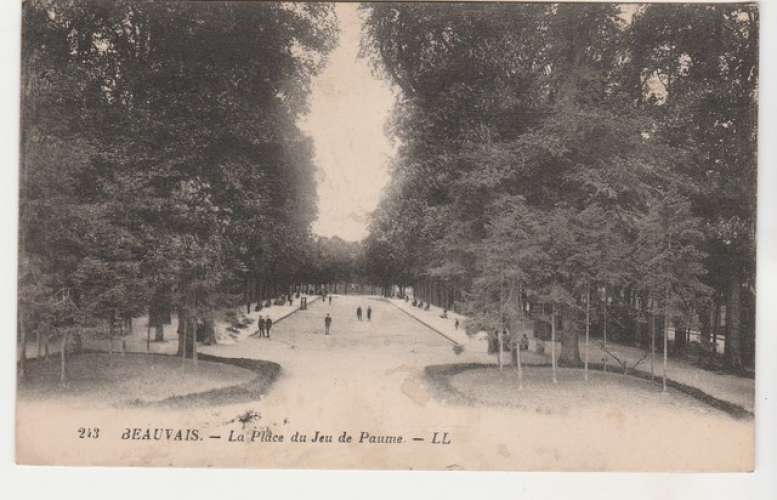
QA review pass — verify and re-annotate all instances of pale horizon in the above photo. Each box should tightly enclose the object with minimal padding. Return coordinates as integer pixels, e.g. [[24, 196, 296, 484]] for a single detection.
[[301, 3, 396, 243]]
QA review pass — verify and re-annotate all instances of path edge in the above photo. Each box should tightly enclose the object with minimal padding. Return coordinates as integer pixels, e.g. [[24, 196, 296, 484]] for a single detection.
[[385, 299, 462, 346]]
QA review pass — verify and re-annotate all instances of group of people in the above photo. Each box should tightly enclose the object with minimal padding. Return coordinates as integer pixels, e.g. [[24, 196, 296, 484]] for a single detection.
[[355, 305, 372, 321], [321, 302, 375, 336], [411, 299, 431, 311], [410, 297, 458, 327], [254, 315, 274, 338], [251, 294, 532, 352]]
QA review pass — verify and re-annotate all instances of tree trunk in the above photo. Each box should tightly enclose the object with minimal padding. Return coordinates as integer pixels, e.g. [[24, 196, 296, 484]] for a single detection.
[[192, 318, 198, 365], [674, 326, 684, 354], [60, 329, 67, 385], [725, 275, 744, 373], [108, 317, 114, 362], [203, 315, 216, 345], [699, 302, 712, 345], [246, 277, 252, 314], [18, 321, 26, 380], [650, 305, 655, 381], [712, 296, 721, 352], [497, 328, 503, 371], [584, 283, 590, 381], [559, 311, 582, 367], [603, 288, 609, 372], [177, 309, 189, 358], [550, 305, 558, 384], [742, 288, 756, 369], [120, 324, 126, 357], [663, 284, 669, 392], [119, 317, 127, 356]]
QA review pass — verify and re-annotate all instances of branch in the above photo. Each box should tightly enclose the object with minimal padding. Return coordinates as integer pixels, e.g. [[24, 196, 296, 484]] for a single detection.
[[629, 351, 650, 371], [601, 342, 627, 371]]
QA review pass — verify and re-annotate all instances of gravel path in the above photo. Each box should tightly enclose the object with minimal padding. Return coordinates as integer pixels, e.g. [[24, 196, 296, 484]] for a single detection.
[[17, 295, 753, 471]]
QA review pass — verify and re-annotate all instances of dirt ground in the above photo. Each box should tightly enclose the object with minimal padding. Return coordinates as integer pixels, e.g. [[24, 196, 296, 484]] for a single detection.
[[16, 295, 754, 471]]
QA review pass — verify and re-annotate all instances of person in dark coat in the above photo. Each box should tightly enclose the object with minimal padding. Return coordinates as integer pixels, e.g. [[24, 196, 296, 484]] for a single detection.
[[366, 306, 372, 321], [324, 313, 332, 335], [356, 306, 362, 321], [265, 317, 273, 338], [257, 316, 266, 337]]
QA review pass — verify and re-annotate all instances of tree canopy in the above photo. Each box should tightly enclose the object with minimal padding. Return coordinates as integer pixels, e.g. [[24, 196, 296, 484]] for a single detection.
[[361, 2, 757, 371], [20, 0, 338, 359]]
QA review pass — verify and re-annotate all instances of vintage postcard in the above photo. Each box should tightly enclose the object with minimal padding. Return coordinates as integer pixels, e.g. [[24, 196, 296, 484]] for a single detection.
[[16, 1, 757, 471]]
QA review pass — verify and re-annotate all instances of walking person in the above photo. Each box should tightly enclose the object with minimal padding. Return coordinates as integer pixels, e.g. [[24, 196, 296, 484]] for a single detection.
[[328, 296, 332, 306], [324, 313, 332, 335], [265, 317, 273, 338], [356, 306, 362, 321], [366, 306, 372, 322], [257, 315, 266, 337]]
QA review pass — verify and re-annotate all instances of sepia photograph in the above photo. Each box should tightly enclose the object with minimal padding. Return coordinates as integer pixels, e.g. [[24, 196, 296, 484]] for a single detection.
[[15, 0, 759, 472]]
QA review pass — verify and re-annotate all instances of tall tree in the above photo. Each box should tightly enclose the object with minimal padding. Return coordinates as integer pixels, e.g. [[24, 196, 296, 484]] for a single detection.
[[19, 1, 337, 363]]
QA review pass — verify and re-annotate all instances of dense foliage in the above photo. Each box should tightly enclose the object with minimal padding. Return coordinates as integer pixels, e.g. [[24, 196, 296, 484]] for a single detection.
[[19, 0, 338, 364], [361, 3, 757, 371]]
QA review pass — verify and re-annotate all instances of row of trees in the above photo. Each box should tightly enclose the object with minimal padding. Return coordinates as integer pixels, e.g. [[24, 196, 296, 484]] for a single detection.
[[361, 3, 757, 373], [304, 235, 365, 294], [18, 0, 340, 379]]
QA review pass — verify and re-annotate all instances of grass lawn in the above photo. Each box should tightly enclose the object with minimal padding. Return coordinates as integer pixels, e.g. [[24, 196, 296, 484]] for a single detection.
[[430, 365, 739, 419], [18, 352, 257, 408]]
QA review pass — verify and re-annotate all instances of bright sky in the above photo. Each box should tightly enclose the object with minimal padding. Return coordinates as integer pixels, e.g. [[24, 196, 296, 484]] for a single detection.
[[302, 4, 638, 243], [301, 3, 396, 242]]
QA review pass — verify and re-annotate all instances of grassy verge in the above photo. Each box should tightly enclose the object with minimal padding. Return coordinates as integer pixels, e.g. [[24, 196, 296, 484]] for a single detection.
[[18, 351, 280, 409], [152, 353, 280, 408], [424, 362, 752, 420]]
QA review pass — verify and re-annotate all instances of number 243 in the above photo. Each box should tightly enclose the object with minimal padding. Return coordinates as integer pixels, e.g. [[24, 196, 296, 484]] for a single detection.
[[78, 427, 100, 439]]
